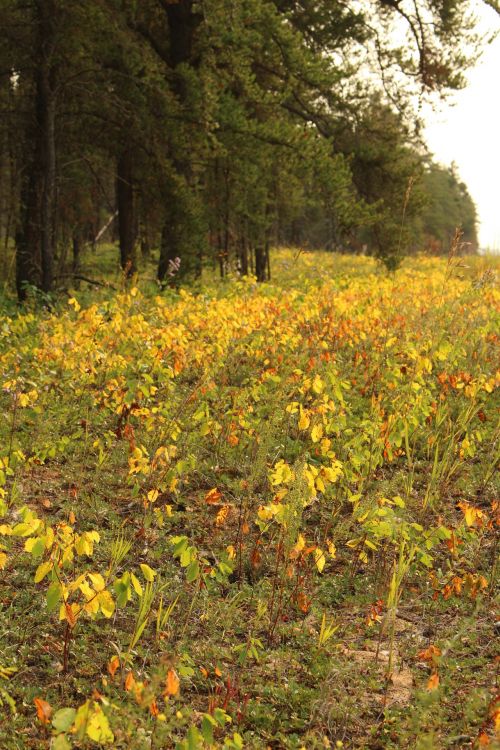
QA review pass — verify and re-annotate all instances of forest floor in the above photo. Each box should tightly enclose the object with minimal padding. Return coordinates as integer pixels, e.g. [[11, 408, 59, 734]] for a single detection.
[[0, 249, 499, 749]]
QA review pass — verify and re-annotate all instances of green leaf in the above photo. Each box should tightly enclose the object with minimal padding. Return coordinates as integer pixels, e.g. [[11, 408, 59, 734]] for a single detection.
[[171, 536, 188, 558], [52, 734, 71, 750], [201, 715, 215, 745], [185, 560, 199, 583], [187, 726, 201, 750], [52, 707, 76, 733], [46, 581, 61, 613], [180, 546, 194, 567]]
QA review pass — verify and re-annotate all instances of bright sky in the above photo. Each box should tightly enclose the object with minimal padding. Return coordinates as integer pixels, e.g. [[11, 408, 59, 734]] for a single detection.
[[423, 5, 500, 251]]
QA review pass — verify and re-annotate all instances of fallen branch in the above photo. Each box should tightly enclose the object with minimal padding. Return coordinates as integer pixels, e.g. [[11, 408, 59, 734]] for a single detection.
[[55, 274, 117, 290]]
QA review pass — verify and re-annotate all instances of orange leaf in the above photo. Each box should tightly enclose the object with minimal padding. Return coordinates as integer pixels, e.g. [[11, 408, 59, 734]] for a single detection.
[[427, 673, 439, 691], [418, 645, 441, 663], [296, 591, 311, 613], [205, 488, 222, 505], [478, 732, 490, 746], [34, 697, 52, 725], [149, 699, 159, 717], [124, 671, 136, 692], [65, 603, 76, 628], [164, 669, 180, 697], [108, 655, 120, 679], [215, 505, 230, 527]]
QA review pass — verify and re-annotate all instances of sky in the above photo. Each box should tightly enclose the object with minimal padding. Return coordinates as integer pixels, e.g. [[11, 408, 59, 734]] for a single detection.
[[423, 5, 500, 251]]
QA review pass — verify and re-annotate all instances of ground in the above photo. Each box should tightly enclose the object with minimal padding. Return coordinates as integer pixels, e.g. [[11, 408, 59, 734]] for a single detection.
[[0, 249, 498, 749]]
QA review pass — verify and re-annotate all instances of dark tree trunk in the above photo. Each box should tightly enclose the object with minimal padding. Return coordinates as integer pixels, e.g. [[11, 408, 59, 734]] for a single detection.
[[255, 244, 267, 282], [16, 1, 57, 300], [39, 69, 56, 293], [140, 219, 150, 259], [239, 232, 248, 276], [72, 229, 82, 275], [157, 0, 204, 283], [116, 151, 136, 276], [254, 235, 271, 282], [16, 163, 42, 299]]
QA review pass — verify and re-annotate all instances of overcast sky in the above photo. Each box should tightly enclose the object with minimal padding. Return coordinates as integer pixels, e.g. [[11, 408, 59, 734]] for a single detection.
[[423, 5, 500, 251]]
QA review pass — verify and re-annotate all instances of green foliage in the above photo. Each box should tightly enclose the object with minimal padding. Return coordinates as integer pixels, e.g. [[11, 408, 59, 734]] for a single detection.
[[0, 0, 491, 292]]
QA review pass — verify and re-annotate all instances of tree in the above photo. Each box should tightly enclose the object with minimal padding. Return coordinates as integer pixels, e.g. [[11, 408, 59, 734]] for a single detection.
[[1, 0, 495, 298], [417, 163, 478, 253]]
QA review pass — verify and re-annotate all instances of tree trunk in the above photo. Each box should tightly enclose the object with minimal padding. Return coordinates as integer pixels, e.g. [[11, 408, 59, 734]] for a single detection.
[[157, 0, 205, 283], [16, 164, 42, 299], [72, 230, 82, 275], [255, 244, 267, 282], [116, 151, 136, 276], [39, 72, 56, 293], [16, 1, 58, 300]]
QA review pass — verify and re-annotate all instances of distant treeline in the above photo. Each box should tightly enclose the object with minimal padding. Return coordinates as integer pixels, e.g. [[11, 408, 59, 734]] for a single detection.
[[0, 1, 485, 298]]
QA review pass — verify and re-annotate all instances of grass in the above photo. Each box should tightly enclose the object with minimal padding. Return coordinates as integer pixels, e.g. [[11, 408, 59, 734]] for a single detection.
[[0, 248, 498, 749]]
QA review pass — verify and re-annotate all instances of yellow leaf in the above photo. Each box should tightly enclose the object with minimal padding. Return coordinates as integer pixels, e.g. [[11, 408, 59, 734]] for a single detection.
[[315, 475, 325, 493], [326, 539, 336, 558], [97, 590, 115, 618], [84, 598, 100, 616], [270, 460, 294, 486], [86, 704, 114, 744], [314, 548, 326, 573], [131, 573, 143, 596], [140, 563, 156, 582], [311, 424, 323, 443], [298, 407, 310, 431], [257, 504, 278, 521], [88, 572, 105, 592], [147, 489, 159, 504], [312, 375, 324, 394], [34, 560, 52, 583], [0, 551, 6, 569], [290, 533, 306, 559], [320, 437, 332, 455], [79, 580, 94, 600]]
